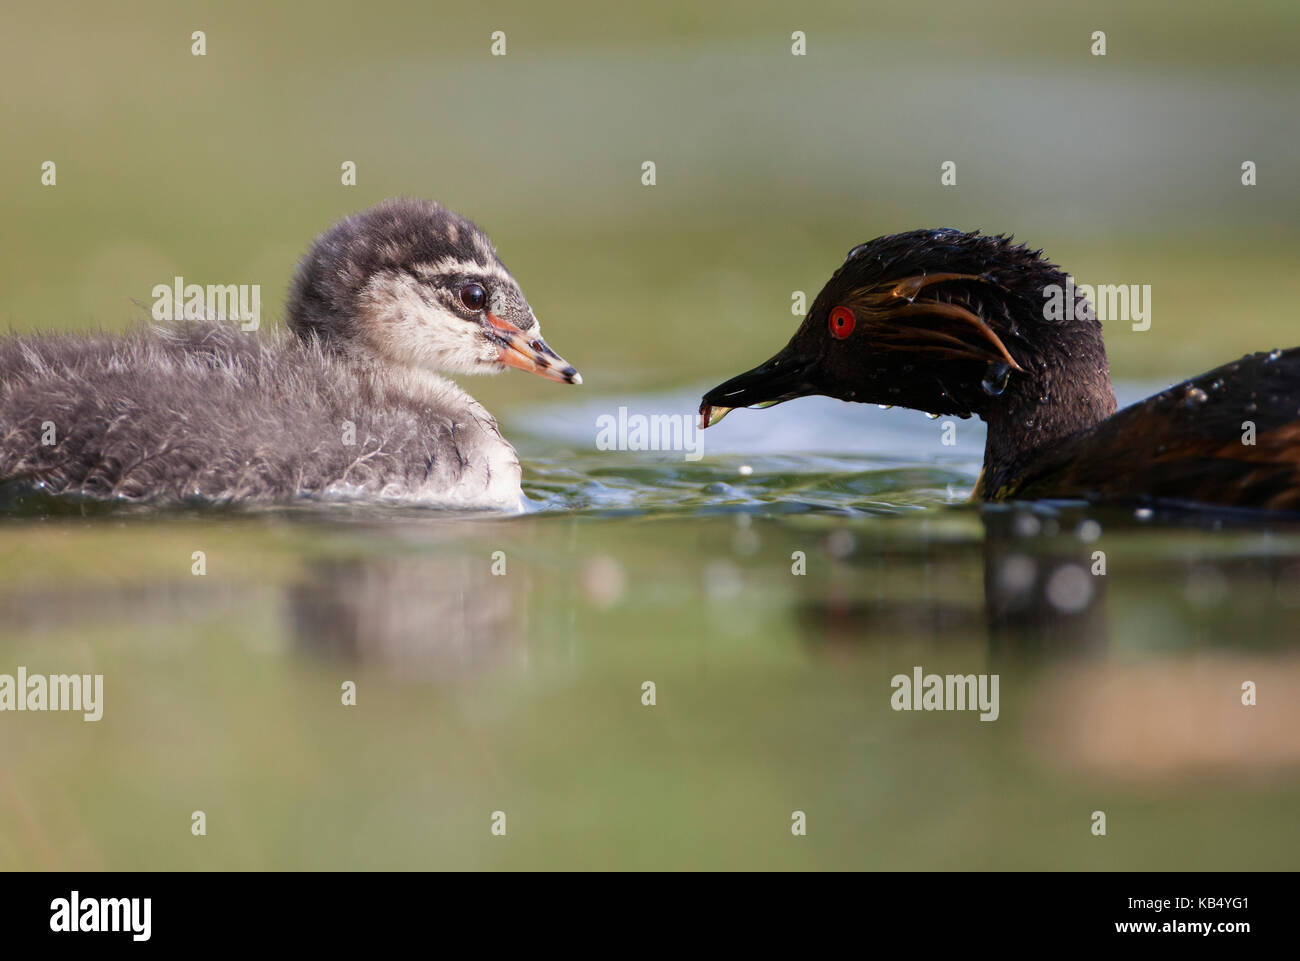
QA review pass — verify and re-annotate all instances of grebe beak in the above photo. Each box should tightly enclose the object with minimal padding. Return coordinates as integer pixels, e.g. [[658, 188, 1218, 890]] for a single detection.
[[485, 313, 582, 385], [698, 342, 818, 428]]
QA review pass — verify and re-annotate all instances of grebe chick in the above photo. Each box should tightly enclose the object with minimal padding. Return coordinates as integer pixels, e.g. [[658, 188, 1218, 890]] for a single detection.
[[0, 198, 580, 509]]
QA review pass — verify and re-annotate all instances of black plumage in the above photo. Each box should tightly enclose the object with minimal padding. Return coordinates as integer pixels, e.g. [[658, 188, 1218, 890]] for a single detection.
[[701, 230, 1300, 510]]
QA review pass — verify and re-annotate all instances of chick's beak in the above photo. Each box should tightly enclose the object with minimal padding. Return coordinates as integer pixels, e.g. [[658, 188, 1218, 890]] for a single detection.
[[486, 313, 582, 385]]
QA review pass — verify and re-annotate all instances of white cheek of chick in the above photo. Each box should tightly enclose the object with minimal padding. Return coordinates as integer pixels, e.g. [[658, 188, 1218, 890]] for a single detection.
[[357, 270, 503, 376]]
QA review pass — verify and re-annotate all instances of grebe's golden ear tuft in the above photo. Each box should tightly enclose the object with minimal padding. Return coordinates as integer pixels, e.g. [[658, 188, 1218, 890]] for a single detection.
[[844, 273, 1024, 372]]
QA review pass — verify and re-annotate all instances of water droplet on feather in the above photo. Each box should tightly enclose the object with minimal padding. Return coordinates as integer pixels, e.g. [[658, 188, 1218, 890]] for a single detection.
[[980, 361, 1012, 397]]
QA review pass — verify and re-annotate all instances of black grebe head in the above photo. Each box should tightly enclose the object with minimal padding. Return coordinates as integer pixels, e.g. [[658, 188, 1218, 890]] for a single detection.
[[700, 229, 1116, 468], [287, 198, 580, 384]]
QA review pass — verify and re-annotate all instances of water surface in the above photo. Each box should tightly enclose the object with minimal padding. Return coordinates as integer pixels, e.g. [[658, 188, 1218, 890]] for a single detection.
[[2, 386, 1297, 870]]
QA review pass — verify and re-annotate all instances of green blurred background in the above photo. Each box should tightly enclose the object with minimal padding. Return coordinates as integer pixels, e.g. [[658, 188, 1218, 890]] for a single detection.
[[4, 0, 1299, 400], [2, 1, 1299, 871]]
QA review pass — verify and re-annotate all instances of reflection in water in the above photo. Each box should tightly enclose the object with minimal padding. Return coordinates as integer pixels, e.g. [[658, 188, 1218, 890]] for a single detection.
[[286, 555, 526, 681], [793, 507, 1112, 660], [795, 505, 1300, 662], [1, 501, 1299, 868], [786, 504, 1300, 781], [981, 508, 1110, 661], [0, 581, 245, 638]]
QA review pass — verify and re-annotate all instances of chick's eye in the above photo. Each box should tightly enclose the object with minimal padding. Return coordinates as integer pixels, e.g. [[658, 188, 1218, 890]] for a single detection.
[[459, 283, 487, 311], [829, 305, 856, 339]]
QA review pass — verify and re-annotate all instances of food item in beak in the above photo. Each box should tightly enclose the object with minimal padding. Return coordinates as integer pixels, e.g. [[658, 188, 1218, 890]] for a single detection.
[[699, 404, 733, 430], [699, 400, 785, 429]]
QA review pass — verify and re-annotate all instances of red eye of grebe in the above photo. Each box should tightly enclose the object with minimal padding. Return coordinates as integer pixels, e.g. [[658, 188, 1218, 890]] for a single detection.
[[829, 306, 856, 339]]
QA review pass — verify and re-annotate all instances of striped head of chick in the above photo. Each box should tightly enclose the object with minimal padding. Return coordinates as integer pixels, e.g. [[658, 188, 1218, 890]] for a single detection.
[[287, 197, 581, 384]]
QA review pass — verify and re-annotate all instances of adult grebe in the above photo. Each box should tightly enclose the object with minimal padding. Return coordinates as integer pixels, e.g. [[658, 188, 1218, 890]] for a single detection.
[[700, 229, 1300, 510], [0, 198, 580, 509]]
